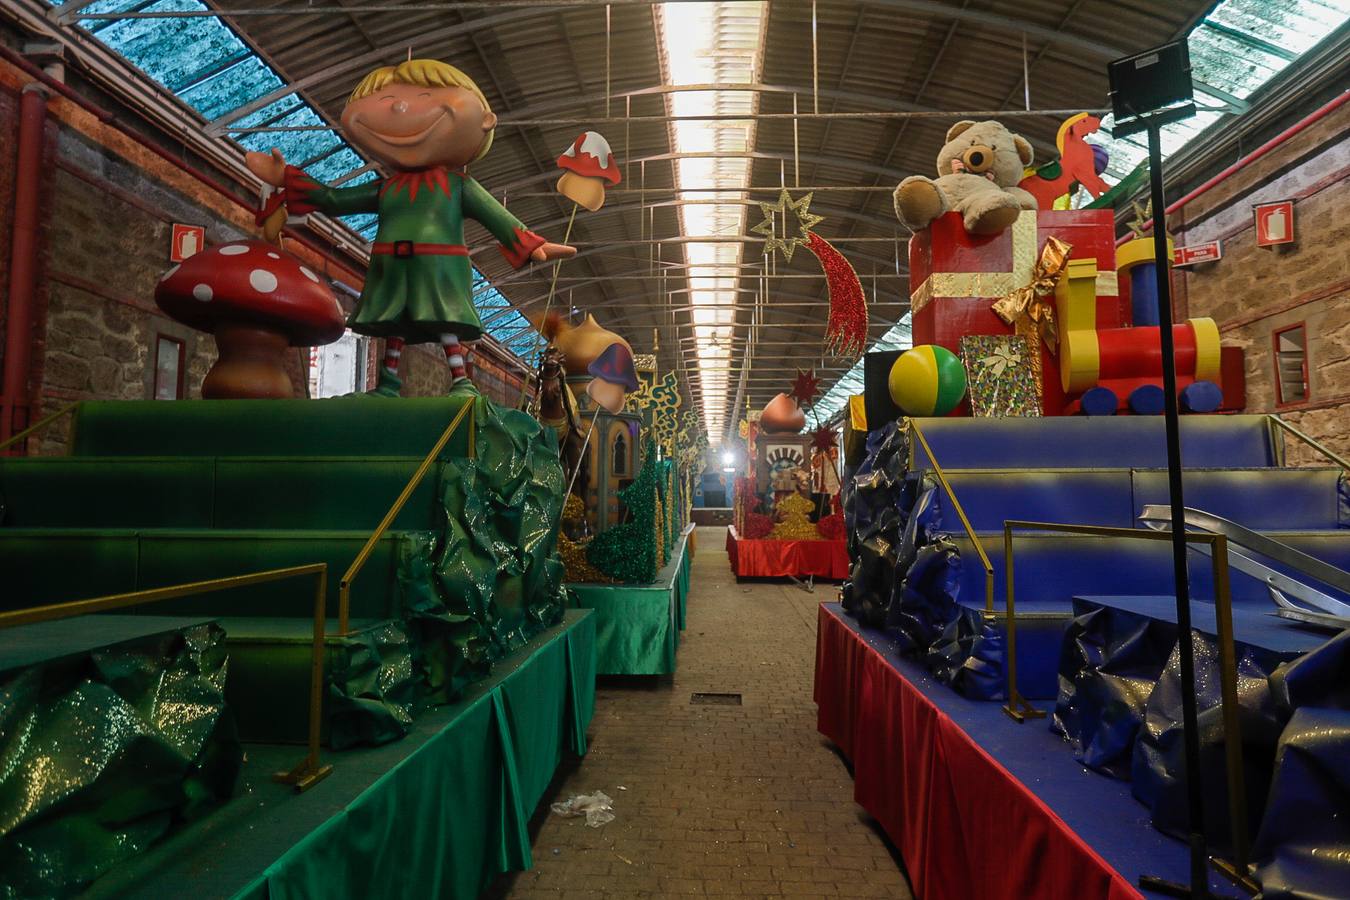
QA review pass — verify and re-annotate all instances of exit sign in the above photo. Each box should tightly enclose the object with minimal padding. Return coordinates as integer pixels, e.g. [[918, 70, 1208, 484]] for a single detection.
[[1173, 241, 1222, 267], [1253, 200, 1295, 247]]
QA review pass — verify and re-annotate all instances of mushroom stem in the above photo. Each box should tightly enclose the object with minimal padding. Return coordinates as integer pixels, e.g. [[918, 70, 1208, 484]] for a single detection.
[[203, 322, 295, 399]]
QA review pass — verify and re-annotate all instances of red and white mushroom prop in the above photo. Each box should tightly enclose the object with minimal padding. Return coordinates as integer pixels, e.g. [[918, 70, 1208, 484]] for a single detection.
[[155, 240, 346, 399], [555, 131, 622, 211]]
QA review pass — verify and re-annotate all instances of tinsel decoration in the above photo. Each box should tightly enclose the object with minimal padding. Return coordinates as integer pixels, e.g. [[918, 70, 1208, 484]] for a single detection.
[[816, 511, 845, 540], [750, 189, 868, 361], [585, 436, 661, 584], [557, 494, 614, 583], [769, 491, 821, 541], [806, 232, 868, 360]]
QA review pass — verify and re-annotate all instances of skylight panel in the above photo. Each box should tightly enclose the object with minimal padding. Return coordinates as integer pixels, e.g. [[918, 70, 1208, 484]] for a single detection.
[[176, 56, 286, 120], [77, 0, 249, 92]]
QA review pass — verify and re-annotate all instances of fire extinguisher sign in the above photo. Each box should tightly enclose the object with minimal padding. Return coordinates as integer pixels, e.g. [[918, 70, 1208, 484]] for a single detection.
[[1253, 200, 1295, 248], [170, 224, 205, 262]]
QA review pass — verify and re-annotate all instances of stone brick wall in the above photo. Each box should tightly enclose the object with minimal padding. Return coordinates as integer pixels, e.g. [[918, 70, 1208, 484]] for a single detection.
[[1170, 100, 1349, 467], [0, 56, 527, 456]]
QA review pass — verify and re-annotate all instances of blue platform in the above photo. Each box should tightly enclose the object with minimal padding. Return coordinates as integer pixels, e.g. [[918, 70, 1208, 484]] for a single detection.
[[849, 414, 1348, 702]]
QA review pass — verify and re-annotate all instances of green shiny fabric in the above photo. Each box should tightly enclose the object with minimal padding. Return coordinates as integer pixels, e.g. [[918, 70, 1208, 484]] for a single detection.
[[292, 171, 534, 342], [570, 534, 691, 675], [0, 618, 241, 898], [230, 611, 595, 900], [430, 390, 568, 662]]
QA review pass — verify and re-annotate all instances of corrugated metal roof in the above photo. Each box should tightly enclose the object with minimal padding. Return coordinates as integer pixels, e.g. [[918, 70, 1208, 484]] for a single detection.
[[36, 0, 1350, 429]]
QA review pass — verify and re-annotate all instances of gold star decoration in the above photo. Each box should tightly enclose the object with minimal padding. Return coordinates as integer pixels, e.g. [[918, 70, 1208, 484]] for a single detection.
[[1126, 198, 1153, 239], [750, 189, 825, 263]]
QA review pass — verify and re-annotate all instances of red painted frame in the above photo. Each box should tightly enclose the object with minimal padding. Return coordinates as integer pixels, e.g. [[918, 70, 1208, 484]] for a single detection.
[[1272, 321, 1309, 407], [153, 333, 186, 401]]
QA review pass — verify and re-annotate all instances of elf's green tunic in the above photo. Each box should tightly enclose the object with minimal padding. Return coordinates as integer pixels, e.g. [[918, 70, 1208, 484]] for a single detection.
[[284, 165, 544, 343]]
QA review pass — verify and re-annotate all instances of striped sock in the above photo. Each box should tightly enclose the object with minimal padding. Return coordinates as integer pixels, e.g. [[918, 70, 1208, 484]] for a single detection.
[[441, 333, 467, 382], [382, 337, 405, 377]]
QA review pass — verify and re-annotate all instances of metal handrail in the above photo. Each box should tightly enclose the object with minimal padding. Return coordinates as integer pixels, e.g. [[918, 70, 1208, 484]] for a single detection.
[[1001, 519, 1256, 894], [338, 399, 476, 634], [0, 564, 334, 792], [0, 402, 78, 454], [1267, 414, 1349, 471], [907, 418, 995, 613]]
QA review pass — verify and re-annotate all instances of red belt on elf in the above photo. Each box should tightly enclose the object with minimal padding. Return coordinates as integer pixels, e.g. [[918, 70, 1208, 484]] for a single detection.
[[371, 241, 470, 258]]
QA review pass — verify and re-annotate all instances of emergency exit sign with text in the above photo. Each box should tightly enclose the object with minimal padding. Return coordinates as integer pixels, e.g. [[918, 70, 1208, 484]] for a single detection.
[[1173, 241, 1222, 267]]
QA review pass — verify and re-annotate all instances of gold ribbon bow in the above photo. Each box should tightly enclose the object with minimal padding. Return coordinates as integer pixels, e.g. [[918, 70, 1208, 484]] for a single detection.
[[991, 235, 1071, 353]]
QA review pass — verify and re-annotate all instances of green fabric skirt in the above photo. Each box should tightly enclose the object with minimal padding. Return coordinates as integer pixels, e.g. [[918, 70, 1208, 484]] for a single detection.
[[349, 254, 484, 343]]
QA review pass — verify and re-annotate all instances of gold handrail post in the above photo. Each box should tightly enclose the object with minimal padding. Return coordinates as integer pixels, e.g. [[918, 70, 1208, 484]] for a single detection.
[[1001, 523, 1045, 722], [0, 402, 78, 454], [338, 399, 475, 635], [907, 418, 995, 612], [275, 565, 334, 792], [1207, 534, 1258, 894]]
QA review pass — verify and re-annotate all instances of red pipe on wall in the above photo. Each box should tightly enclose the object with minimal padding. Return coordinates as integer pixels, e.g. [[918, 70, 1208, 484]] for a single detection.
[[0, 44, 365, 288], [1120, 90, 1350, 245], [1, 84, 49, 453]]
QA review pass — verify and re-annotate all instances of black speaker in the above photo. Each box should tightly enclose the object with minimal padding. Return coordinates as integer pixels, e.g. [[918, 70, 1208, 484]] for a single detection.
[[862, 349, 905, 431], [1108, 40, 1195, 138]]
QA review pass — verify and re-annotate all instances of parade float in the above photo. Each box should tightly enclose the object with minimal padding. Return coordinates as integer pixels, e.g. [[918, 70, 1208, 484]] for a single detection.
[[821, 105, 1350, 899], [532, 308, 700, 677], [0, 59, 595, 900], [726, 372, 848, 583]]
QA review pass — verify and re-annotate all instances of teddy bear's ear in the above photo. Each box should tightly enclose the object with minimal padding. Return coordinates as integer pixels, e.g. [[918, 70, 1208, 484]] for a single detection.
[[945, 120, 976, 142], [1014, 134, 1034, 167]]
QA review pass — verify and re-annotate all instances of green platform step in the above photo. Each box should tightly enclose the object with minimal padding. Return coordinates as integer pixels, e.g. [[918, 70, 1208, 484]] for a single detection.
[[0, 528, 419, 618], [69, 396, 475, 458], [0, 457, 444, 530]]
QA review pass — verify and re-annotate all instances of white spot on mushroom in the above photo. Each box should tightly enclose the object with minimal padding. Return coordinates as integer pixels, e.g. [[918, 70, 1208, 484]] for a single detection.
[[300, 266, 320, 283], [161, 264, 180, 282], [219, 244, 249, 256], [267, 252, 281, 259], [193, 283, 214, 302], [250, 269, 279, 293]]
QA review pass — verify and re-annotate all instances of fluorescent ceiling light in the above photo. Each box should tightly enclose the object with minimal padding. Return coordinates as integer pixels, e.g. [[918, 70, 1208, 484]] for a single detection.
[[656, 1, 767, 444]]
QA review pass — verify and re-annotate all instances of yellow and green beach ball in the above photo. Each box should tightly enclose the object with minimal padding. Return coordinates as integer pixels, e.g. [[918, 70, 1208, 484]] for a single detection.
[[888, 345, 967, 416]]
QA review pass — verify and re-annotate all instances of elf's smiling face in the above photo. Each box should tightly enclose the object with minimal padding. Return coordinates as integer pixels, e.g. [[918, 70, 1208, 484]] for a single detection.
[[341, 83, 496, 171]]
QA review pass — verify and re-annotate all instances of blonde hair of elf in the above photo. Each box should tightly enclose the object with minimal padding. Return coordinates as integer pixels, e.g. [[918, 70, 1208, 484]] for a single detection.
[[348, 59, 496, 160]]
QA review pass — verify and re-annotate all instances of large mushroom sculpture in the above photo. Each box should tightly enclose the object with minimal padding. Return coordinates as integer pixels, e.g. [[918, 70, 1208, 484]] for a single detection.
[[586, 342, 639, 414], [156, 240, 346, 399], [556, 131, 622, 212]]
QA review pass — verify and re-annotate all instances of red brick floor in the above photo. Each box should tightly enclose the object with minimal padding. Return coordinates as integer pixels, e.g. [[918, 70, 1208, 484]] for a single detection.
[[490, 527, 914, 899]]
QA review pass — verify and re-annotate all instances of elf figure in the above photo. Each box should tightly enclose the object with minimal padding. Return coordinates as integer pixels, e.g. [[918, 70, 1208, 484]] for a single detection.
[[246, 59, 575, 396]]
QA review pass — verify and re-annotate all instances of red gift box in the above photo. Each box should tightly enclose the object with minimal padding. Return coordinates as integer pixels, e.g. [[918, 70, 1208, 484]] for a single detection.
[[909, 210, 1123, 415]]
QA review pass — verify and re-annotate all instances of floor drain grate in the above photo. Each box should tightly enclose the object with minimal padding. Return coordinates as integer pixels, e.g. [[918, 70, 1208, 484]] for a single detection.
[[691, 692, 742, 705]]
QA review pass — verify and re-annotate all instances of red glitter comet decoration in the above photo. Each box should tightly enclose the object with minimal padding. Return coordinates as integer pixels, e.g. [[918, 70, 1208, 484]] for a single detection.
[[751, 190, 869, 361], [805, 232, 868, 360]]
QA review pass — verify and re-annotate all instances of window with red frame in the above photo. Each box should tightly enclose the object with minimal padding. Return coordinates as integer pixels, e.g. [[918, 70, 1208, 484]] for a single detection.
[[1273, 324, 1308, 406], [154, 335, 185, 400]]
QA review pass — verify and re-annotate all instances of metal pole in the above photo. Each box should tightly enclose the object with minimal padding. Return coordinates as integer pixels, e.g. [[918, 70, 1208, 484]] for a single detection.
[[1146, 121, 1209, 899]]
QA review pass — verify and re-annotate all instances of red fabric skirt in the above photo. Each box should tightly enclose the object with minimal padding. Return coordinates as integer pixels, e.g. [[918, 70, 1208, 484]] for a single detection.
[[814, 604, 1141, 900], [725, 526, 849, 579]]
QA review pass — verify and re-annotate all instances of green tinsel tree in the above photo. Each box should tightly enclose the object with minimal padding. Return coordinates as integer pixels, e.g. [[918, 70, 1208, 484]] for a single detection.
[[586, 436, 660, 583]]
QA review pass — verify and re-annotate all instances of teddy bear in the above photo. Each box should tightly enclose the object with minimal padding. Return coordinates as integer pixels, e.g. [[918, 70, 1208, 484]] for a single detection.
[[893, 120, 1038, 235]]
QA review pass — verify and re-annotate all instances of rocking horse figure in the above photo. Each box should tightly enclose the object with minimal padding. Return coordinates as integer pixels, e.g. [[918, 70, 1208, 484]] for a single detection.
[[534, 347, 591, 533], [1019, 113, 1111, 209]]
